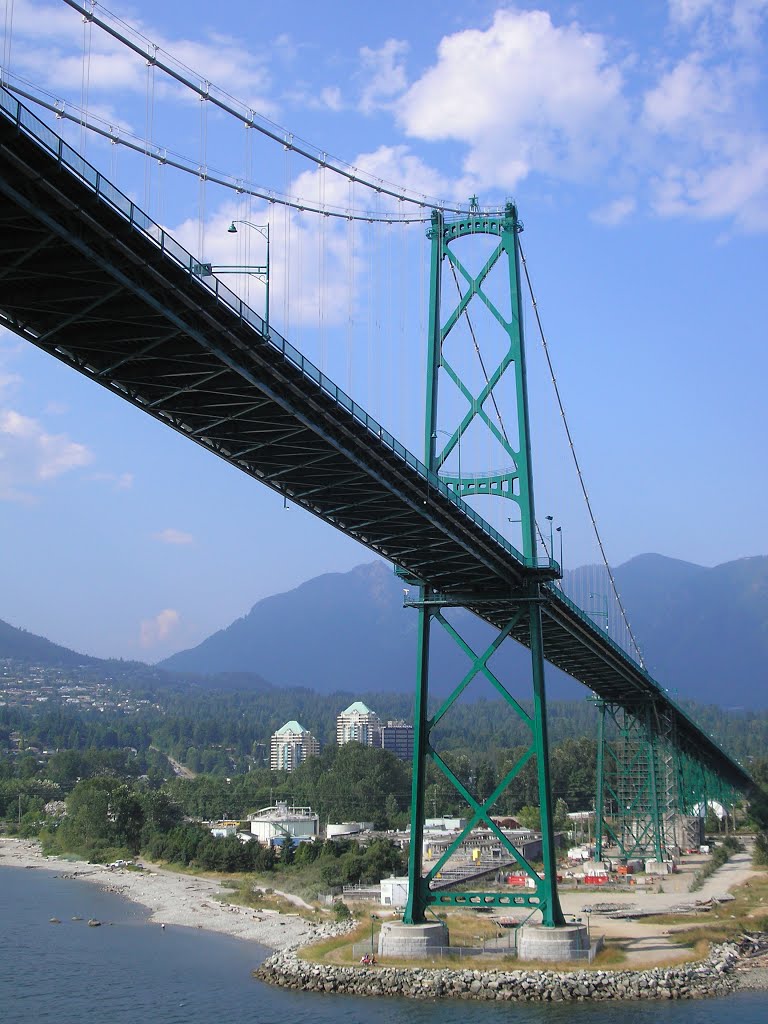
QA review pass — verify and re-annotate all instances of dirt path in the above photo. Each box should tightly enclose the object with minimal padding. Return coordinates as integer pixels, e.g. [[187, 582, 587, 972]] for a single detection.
[[557, 843, 761, 966]]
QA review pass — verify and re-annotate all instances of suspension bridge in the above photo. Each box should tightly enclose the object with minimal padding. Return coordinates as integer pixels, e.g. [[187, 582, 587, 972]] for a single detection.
[[0, 0, 756, 958]]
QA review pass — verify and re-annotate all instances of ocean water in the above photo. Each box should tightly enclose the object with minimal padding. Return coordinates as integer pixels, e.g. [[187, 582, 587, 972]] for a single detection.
[[2, 865, 768, 1024]]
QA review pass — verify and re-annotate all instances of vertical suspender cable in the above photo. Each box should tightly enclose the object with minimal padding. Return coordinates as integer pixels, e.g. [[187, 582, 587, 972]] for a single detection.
[[1, 0, 15, 89], [518, 240, 646, 669], [283, 140, 292, 339], [80, 6, 93, 156], [198, 81, 208, 263], [346, 179, 355, 394]]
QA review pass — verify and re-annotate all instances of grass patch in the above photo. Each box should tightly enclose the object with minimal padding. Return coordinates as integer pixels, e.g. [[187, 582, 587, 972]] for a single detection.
[[214, 878, 321, 920], [299, 921, 372, 964], [633, 867, 768, 946]]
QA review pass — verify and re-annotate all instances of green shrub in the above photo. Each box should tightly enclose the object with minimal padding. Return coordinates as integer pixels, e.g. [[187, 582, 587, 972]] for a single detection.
[[753, 832, 768, 867]]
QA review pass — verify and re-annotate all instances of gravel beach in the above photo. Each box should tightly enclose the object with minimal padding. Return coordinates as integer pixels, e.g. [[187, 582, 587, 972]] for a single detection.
[[0, 837, 342, 950]]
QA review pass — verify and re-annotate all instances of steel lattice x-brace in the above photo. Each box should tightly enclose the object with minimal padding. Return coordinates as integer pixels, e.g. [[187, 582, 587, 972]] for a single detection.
[[402, 202, 565, 927], [594, 700, 740, 862]]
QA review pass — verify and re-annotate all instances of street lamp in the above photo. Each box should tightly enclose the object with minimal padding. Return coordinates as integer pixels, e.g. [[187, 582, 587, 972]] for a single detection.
[[545, 515, 554, 557], [370, 913, 377, 956], [556, 526, 563, 569], [227, 220, 270, 328], [589, 592, 609, 631], [192, 220, 270, 328]]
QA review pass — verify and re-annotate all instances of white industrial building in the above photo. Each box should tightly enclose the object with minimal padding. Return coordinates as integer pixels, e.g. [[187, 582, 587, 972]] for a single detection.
[[380, 876, 409, 907], [326, 821, 374, 838], [248, 803, 319, 844]]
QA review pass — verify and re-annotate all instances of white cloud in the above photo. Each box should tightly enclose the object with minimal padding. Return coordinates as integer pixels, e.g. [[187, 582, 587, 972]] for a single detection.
[[591, 196, 637, 226], [398, 9, 626, 190], [0, 409, 93, 499], [641, 37, 768, 229], [0, 370, 22, 399], [668, 0, 768, 48], [669, 0, 724, 24], [319, 86, 344, 112], [139, 608, 180, 648], [43, 400, 69, 415], [88, 471, 134, 491], [358, 39, 409, 114], [642, 55, 740, 135], [7, 0, 272, 112], [153, 527, 194, 545], [651, 135, 768, 231], [167, 143, 455, 330]]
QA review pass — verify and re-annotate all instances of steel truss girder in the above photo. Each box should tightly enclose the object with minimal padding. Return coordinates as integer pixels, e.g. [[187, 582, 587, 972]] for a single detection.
[[0, 88, 753, 799]]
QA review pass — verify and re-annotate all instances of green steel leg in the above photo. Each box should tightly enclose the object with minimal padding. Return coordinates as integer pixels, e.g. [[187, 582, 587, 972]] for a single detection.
[[528, 594, 566, 926], [595, 699, 606, 860], [404, 599, 432, 924]]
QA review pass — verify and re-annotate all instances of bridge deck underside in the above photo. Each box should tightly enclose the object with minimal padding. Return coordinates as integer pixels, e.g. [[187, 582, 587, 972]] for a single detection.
[[0, 92, 752, 794]]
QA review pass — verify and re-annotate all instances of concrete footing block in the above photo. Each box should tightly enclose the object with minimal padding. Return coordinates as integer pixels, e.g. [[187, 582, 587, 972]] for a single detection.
[[517, 923, 590, 962], [378, 921, 449, 958]]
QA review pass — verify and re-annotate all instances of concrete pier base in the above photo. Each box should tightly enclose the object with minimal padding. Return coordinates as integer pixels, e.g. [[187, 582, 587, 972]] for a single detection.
[[378, 921, 449, 958], [516, 923, 590, 962]]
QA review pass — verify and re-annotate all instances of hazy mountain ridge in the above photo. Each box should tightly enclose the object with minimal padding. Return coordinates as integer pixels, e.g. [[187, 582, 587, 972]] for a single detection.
[[0, 617, 104, 669], [4, 554, 767, 708], [159, 554, 768, 708]]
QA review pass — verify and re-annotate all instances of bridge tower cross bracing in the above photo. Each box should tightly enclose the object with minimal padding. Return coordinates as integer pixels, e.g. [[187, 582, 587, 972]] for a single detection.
[[402, 202, 566, 928], [594, 700, 673, 862], [593, 699, 740, 861]]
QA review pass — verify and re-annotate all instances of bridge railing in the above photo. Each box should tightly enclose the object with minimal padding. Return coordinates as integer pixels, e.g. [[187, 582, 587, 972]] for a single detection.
[[1, 86, 559, 578], [546, 584, 645, 671]]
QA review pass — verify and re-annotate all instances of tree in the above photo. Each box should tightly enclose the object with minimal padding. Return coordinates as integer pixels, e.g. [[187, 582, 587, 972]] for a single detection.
[[516, 805, 541, 830], [554, 798, 570, 831]]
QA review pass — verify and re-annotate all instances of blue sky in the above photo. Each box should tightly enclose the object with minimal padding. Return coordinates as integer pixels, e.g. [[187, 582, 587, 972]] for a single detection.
[[0, 0, 766, 661]]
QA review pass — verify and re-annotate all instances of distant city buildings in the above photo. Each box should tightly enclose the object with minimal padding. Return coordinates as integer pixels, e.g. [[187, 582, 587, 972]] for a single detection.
[[380, 719, 414, 762], [336, 702, 413, 762], [270, 720, 319, 772], [336, 701, 381, 747], [268, 705, 414, 771]]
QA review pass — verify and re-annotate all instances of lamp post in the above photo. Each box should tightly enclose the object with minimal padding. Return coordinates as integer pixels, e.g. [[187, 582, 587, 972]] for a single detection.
[[370, 913, 377, 956], [191, 220, 270, 328], [556, 526, 563, 569], [589, 592, 609, 631], [228, 220, 270, 328], [545, 515, 554, 559]]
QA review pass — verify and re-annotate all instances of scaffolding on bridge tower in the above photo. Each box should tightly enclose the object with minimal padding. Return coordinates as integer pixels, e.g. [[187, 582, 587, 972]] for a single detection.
[[593, 699, 741, 862], [400, 201, 566, 929]]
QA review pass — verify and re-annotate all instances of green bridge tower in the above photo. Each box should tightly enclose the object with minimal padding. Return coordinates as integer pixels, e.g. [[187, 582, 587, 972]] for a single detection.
[[402, 202, 566, 932]]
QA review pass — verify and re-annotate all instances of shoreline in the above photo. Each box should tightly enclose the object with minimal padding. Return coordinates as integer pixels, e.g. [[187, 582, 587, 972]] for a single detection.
[[0, 837, 346, 951], [4, 836, 767, 998]]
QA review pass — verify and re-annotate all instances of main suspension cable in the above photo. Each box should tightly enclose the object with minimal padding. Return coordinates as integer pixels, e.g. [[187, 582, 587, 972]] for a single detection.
[[518, 239, 647, 668], [3, 78, 436, 224], [60, 0, 497, 217]]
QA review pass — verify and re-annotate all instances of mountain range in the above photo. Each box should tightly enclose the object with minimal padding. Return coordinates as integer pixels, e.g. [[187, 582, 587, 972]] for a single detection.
[[3, 553, 767, 707], [160, 553, 768, 707]]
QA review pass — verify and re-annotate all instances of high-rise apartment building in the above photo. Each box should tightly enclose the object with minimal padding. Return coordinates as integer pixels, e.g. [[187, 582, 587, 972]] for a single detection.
[[270, 720, 320, 772], [336, 701, 381, 747]]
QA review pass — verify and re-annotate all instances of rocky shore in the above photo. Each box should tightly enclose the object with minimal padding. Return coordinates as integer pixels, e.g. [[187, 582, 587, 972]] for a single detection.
[[0, 838, 351, 950], [255, 942, 743, 1001]]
